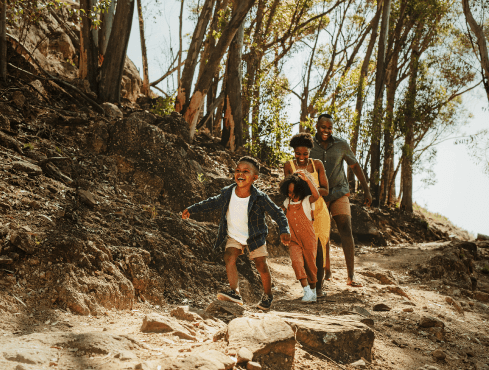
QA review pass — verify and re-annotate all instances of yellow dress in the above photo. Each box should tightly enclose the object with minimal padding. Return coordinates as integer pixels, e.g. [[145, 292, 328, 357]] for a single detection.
[[289, 159, 330, 267]]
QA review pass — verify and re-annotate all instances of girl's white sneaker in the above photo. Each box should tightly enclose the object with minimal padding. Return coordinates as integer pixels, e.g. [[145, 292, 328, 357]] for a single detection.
[[301, 286, 315, 303]]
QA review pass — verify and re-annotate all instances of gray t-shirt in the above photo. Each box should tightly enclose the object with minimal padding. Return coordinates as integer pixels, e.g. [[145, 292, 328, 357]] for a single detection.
[[309, 135, 358, 203]]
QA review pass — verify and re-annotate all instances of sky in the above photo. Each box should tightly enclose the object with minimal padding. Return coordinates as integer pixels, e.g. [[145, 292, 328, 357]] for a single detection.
[[126, 3, 489, 238]]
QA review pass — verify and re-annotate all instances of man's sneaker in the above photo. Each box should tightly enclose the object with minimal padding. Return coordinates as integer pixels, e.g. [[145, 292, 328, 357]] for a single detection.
[[301, 286, 316, 303], [217, 289, 243, 305], [257, 294, 273, 311]]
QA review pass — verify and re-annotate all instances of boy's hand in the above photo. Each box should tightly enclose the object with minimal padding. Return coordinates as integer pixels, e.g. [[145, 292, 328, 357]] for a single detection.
[[280, 233, 291, 246], [182, 209, 190, 219]]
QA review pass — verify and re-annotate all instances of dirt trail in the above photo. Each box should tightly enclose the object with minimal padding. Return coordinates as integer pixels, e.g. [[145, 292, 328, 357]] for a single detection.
[[1, 242, 488, 370]]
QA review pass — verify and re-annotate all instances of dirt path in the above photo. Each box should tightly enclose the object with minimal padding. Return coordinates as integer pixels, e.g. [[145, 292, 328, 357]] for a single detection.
[[1, 242, 488, 370]]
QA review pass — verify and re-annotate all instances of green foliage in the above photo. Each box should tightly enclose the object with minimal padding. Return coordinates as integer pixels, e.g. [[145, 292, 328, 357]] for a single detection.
[[482, 264, 489, 274], [23, 142, 35, 151], [151, 95, 176, 117]]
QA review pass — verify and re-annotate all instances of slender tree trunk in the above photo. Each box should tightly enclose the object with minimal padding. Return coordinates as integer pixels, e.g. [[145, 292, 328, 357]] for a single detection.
[[400, 48, 420, 213], [0, 0, 6, 83], [348, 3, 381, 190], [184, 0, 256, 141], [178, 0, 184, 87], [224, 19, 244, 150], [175, 0, 215, 113], [98, 0, 135, 103], [369, 0, 391, 207], [137, 0, 149, 95], [79, 0, 99, 92], [99, 0, 116, 59], [462, 0, 489, 102], [381, 53, 398, 205], [206, 77, 218, 133]]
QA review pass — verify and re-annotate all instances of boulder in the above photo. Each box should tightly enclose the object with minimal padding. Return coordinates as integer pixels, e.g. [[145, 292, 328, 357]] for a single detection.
[[475, 291, 489, 303], [275, 312, 375, 363], [432, 349, 446, 361], [121, 57, 143, 102], [170, 306, 204, 322], [237, 347, 254, 363], [12, 161, 42, 176], [226, 316, 295, 358], [372, 303, 391, 311], [10, 230, 35, 254], [419, 316, 444, 328], [140, 313, 196, 340], [206, 300, 245, 317], [163, 350, 235, 370], [102, 102, 123, 119]]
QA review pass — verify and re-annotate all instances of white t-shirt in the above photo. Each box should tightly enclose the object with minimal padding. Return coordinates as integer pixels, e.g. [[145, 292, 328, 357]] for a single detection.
[[226, 189, 250, 244], [283, 195, 315, 221]]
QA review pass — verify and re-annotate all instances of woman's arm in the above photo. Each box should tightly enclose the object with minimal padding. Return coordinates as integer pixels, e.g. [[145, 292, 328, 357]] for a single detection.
[[297, 171, 319, 203], [283, 161, 293, 178], [315, 160, 329, 197]]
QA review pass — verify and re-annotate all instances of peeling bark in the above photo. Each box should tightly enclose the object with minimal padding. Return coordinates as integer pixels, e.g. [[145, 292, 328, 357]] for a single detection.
[[176, 0, 215, 113], [79, 0, 98, 92], [98, 0, 135, 103]]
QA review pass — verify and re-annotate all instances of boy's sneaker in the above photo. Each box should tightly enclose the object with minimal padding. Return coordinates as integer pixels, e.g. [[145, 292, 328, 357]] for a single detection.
[[217, 289, 243, 305], [257, 294, 273, 311]]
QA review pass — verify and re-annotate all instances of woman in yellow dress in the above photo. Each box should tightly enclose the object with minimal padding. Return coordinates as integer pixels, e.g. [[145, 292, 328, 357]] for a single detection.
[[283, 133, 330, 297]]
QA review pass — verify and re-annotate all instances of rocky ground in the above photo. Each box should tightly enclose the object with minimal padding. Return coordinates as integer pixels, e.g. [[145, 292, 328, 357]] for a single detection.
[[1, 7, 489, 370]]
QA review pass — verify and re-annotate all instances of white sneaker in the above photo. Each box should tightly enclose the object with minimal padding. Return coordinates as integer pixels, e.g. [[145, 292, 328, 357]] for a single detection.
[[310, 288, 317, 302], [302, 286, 314, 302]]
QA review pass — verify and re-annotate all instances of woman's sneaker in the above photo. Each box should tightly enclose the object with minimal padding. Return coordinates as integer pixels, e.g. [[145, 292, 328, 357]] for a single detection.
[[217, 289, 243, 305], [257, 294, 273, 311]]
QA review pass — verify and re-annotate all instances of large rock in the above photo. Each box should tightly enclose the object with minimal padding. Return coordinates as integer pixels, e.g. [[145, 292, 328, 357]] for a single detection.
[[226, 316, 295, 359], [275, 312, 375, 363], [158, 350, 235, 370], [102, 102, 123, 119], [12, 161, 42, 176], [206, 300, 245, 317], [10, 230, 35, 254], [140, 313, 196, 340]]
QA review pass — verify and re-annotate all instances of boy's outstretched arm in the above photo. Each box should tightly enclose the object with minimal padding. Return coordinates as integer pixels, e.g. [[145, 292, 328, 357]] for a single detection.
[[183, 192, 225, 219]]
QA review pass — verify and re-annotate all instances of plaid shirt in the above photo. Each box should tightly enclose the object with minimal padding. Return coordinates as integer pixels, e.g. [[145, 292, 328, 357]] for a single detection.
[[187, 184, 289, 252]]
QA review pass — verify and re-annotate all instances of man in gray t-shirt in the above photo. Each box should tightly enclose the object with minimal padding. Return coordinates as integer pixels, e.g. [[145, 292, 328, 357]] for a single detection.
[[310, 114, 372, 289]]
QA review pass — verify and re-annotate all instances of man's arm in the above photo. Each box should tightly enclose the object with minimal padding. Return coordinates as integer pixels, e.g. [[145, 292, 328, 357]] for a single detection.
[[350, 162, 372, 206], [314, 160, 329, 197]]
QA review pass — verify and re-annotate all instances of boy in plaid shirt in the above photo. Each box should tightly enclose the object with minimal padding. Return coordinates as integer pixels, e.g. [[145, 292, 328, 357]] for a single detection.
[[182, 156, 290, 310]]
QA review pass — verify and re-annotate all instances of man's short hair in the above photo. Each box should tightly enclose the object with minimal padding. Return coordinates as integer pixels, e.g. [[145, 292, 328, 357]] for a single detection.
[[237, 156, 260, 174], [317, 113, 334, 123], [290, 132, 314, 149]]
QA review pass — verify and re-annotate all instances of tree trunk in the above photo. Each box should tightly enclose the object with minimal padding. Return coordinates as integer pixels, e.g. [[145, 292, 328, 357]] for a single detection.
[[178, 0, 184, 87], [184, 0, 256, 141], [462, 0, 489, 102], [348, 3, 381, 190], [137, 0, 150, 95], [380, 52, 399, 205], [175, 0, 215, 113], [79, 0, 99, 92], [99, 0, 116, 59], [400, 48, 420, 213], [206, 77, 218, 133], [369, 0, 391, 207], [98, 0, 135, 103], [224, 19, 245, 150], [0, 0, 6, 83]]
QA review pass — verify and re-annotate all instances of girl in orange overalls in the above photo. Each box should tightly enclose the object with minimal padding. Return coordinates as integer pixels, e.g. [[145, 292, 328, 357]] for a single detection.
[[280, 171, 320, 303]]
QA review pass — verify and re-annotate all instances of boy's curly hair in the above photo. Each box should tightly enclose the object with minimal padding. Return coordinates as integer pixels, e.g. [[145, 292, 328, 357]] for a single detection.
[[279, 174, 312, 200], [237, 156, 260, 174], [289, 132, 314, 149]]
